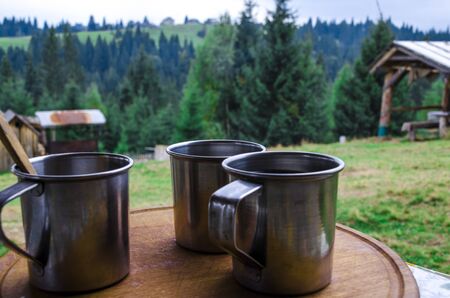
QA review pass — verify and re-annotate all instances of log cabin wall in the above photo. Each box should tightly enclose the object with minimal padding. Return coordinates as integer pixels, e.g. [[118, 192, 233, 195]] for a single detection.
[[0, 118, 44, 172]]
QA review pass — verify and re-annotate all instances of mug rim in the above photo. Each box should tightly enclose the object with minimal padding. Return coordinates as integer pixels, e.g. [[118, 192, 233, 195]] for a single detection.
[[222, 151, 345, 179], [12, 152, 134, 181], [166, 139, 266, 161]]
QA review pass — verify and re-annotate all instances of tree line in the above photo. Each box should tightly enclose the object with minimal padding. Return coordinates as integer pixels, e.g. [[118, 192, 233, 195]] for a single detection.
[[175, 0, 446, 145], [2, 15, 449, 81], [0, 16, 153, 37], [0, 0, 447, 151], [0, 25, 195, 152]]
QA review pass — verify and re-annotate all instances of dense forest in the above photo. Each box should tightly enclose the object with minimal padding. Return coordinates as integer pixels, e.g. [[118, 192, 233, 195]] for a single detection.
[[0, 0, 448, 152]]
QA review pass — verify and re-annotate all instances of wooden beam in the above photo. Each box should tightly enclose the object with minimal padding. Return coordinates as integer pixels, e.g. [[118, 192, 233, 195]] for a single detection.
[[392, 105, 442, 112], [439, 76, 450, 138], [384, 61, 436, 70], [370, 47, 397, 74], [442, 76, 449, 112], [378, 71, 395, 138], [383, 67, 407, 91], [389, 56, 421, 62]]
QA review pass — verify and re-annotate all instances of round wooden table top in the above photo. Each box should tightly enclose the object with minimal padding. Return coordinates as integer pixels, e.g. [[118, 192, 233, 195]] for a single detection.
[[0, 207, 418, 297]]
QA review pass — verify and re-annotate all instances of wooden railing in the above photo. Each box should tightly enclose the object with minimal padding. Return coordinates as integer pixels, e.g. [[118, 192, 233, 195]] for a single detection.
[[392, 105, 442, 112]]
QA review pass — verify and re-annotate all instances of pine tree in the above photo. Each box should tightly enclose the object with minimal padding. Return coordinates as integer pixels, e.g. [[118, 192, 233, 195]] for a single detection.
[[233, 0, 259, 71], [63, 25, 84, 86], [42, 27, 64, 96], [231, 0, 260, 138], [116, 49, 163, 152], [175, 15, 234, 141], [83, 37, 95, 72], [24, 53, 43, 106], [60, 80, 83, 109], [126, 48, 162, 110], [57, 81, 86, 141], [0, 80, 34, 115], [84, 83, 106, 112], [0, 56, 14, 81], [242, 0, 307, 145], [297, 40, 332, 143], [0, 55, 33, 115], [145, 103, 177, 145], [102, 99, 121, 152], [174, 77, 205, 141], [333, 20, 395, 137], [88, 16, 97, 31], [29, 31, 44, 64], [93, 36, 110, 74], [208, 15, 235, 138]]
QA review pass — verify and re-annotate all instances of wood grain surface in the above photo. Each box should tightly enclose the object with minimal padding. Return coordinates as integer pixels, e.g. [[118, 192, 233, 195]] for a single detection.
[[0, 207, 419, 297]]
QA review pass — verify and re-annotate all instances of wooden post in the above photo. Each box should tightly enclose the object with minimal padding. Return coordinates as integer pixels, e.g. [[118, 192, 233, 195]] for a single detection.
[[378, 71, 394, 138], [439, 76, 449, 138]]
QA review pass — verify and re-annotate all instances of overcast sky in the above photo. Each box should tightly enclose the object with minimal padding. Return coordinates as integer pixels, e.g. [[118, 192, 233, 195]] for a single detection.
[[0, 0, 449, 31]]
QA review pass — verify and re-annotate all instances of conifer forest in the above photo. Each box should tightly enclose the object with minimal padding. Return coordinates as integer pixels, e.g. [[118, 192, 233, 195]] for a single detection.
[[0, 0, 449, 152]]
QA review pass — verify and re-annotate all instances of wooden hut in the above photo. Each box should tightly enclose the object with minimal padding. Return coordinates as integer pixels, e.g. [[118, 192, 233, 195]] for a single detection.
[[0, 110, 45, 171], [370, 41, 450, 140], [35, 109, 106, 154]]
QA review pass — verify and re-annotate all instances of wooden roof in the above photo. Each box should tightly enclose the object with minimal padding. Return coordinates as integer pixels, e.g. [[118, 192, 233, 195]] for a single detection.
[[370, 41, 450, 75], [2, 110, 40, 136]]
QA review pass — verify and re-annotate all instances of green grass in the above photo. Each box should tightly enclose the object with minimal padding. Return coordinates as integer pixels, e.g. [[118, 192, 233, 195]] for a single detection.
[[0, 138, 448, 273], [0, 24, 210, 50], [0, 160, 172, 209], [0, 36, 30, 50], [293, 138, 450, 273], [129, 160, 172, 208], [75, 30, 116, 43]]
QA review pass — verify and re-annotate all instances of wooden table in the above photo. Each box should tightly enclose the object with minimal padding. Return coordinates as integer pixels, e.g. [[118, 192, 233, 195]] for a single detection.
[[0, 207, 419, 297]]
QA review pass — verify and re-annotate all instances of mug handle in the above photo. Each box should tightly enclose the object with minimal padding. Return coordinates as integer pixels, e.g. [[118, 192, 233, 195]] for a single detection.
[[0, 181, 44, 272], [208, 180, 264, 269]]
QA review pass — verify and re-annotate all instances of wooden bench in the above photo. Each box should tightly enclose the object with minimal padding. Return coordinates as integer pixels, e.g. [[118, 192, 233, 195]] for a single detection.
[[401, 120, 439, 141]]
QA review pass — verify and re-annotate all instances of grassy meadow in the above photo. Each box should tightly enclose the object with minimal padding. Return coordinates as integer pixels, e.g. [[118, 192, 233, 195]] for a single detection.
[[0, 36, 30, 49], [0, 24, 209, 50], [0, 138, 448, 273]]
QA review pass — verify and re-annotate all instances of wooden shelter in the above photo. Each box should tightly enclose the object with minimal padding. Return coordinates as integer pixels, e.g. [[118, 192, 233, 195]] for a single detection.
[[0, 110, 45, 171], [370, 41, 450, 140]]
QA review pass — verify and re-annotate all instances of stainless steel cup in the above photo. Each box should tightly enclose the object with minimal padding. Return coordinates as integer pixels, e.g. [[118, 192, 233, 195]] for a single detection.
[[166, 140, 265, 253], [209, 151, 345, 295], [0, 153, 133, 293]]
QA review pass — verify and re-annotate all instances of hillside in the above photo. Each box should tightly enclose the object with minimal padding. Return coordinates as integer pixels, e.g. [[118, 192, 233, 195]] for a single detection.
[[1, 19, 449, 81], [0, 23, 209, 50]]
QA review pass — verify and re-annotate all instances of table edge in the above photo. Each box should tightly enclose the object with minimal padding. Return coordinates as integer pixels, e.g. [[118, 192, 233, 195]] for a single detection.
[[336, 223, 419, 298]]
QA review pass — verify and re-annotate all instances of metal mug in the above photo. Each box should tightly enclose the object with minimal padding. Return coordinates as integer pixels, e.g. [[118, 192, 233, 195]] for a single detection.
[[0, 152, 133, 293], [166, 140, 265, 253], [209, 151, 345, 295]]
